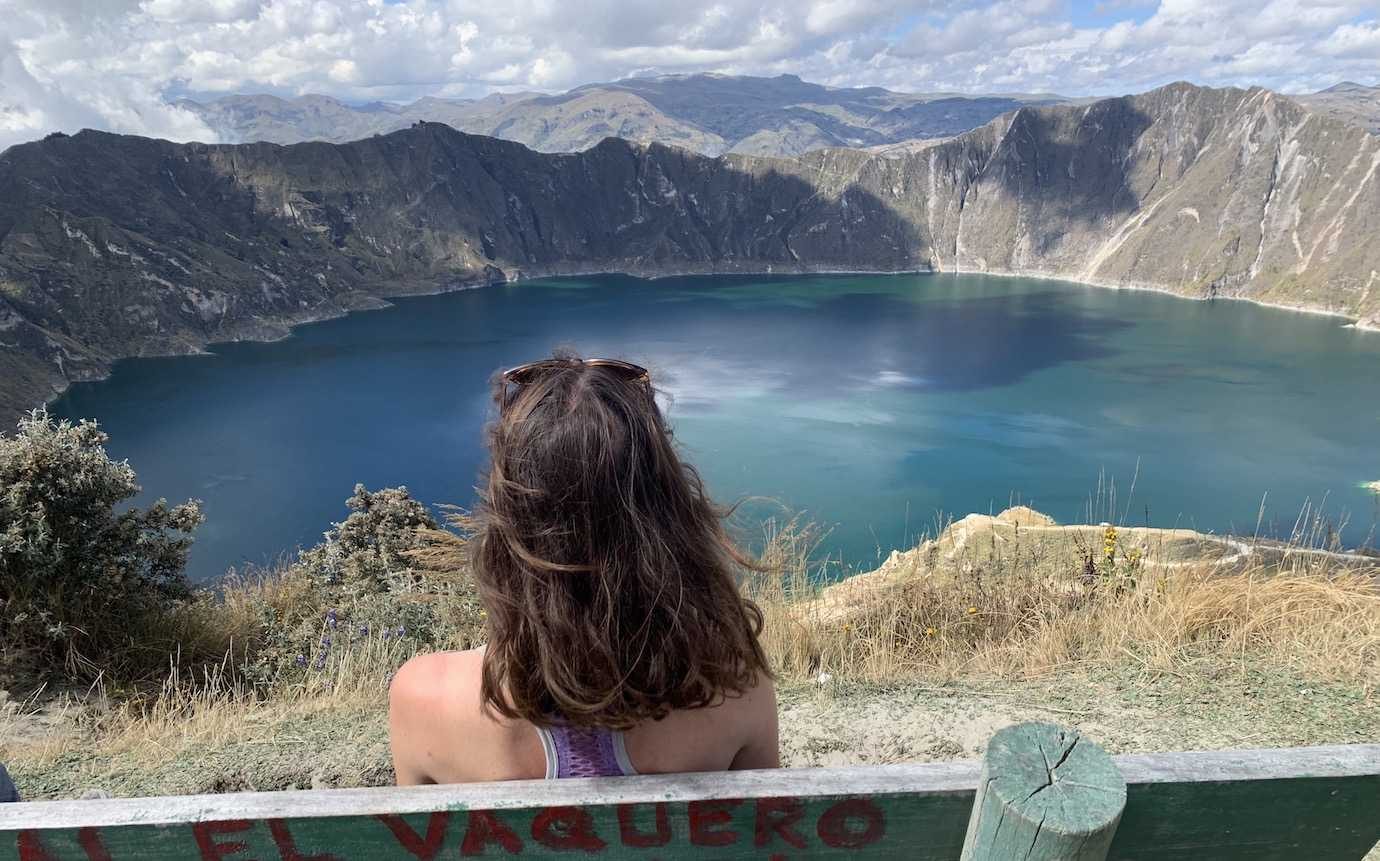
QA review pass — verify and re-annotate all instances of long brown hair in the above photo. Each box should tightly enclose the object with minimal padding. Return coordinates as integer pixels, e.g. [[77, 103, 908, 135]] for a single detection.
[[473, 351, 769, 729]]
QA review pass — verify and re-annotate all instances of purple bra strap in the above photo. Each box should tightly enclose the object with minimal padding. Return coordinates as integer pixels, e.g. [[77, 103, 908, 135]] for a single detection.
[[537, 723, 638, 779]]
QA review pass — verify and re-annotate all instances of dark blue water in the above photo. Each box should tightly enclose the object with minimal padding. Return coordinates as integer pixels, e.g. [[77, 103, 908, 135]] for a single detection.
[[51, 273, 1380, 581]]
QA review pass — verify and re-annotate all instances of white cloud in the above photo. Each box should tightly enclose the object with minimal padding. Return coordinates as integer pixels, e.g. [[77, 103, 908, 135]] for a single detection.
[[1321, 21, 1380, 58], [0, 0, 1376, 152], [140, 0, 264, 24]]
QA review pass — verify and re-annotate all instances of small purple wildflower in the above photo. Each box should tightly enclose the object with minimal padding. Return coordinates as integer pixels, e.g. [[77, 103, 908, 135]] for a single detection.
[[320, 636, 332, 650], [314, 653, 327, 670], [396, 625, 406, 638], [358, 624, 369, 636], [325, 609, 338, 629], [295, 654, 307, 667]]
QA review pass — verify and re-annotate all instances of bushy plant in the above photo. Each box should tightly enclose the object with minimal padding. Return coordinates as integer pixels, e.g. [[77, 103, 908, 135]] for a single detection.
[[0, 410, 203, 678], [297, 484, 443, 595], [238, 485, 484, 687]]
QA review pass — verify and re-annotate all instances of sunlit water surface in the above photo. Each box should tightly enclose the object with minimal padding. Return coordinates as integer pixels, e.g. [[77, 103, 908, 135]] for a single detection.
[[51, 273, 1380, 581]]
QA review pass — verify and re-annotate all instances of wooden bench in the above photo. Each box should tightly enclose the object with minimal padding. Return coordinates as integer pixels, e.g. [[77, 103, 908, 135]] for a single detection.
[[4, 723, 1377, 860]]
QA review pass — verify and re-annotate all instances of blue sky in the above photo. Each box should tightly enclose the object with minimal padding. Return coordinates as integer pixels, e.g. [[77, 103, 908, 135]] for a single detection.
[[892, 1, 1152, 33], [2, 0, 1377, 149]]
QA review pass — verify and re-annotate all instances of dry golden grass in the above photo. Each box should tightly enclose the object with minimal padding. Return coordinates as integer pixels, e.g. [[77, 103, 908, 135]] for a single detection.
[[6, 626, 419, 792], [5, 507, 1377, 798], [3, 557, 440, 788], [745, 512, 1380, 687], [96, 637, 402, 760]]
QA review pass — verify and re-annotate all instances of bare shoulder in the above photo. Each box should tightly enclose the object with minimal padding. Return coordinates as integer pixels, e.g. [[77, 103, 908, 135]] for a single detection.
[[390, 648, 483, 724], [628, 670, 778, 773], [711, 670, 776, 718], [728, 671, 779, 769], [390, 647, 548, 783], [743, 670, 777, 707], [390, 648, 489, 785], [685, 671, 777, 733], [735, 671, 778, 731]]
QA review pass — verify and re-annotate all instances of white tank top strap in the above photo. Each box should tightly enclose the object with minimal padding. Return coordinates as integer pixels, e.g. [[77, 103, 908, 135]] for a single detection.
[[534, 725, 560, 779], [611, 729, 637, 775]]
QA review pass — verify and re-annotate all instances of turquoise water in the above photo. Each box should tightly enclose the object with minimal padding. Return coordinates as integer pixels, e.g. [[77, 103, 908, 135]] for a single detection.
[[51, 273, 1380, 581]]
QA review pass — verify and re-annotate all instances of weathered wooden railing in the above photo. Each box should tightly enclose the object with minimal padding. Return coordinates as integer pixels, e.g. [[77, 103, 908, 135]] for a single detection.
[[2, 723, 1377, 859]]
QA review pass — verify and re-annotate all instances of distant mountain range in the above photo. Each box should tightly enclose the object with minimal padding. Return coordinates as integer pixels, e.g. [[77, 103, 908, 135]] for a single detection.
[[178, 73, 1073, 157], [2, 81, 1378, 422], [1295, 81, 1380, 135], [179, 75, 1380, 159]]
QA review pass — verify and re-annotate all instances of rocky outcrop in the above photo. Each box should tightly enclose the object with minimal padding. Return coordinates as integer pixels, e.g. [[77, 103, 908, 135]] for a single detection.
[[814, 504, 1378, 624], [1, 82, 1377, 421]]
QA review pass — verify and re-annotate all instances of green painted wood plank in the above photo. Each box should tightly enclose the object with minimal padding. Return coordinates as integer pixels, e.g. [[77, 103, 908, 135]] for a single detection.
[[3, 745, 1377, 860], [1108, 776, 1380, 860], [1109, 746, 1380, 860], [1, 792, 976, 859], [961, 722, 1126, 861]]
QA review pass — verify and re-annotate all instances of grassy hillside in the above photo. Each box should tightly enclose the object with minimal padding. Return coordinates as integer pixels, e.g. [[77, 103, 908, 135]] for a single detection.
[[3, 506, 1375, 800]]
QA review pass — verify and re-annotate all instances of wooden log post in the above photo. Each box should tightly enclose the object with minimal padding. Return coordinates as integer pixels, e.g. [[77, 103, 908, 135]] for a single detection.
[[961, 722, 1127, 861]]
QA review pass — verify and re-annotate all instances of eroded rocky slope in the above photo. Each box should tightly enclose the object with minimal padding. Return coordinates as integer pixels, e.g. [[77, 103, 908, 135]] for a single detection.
[[1, 82, 1377, 421]]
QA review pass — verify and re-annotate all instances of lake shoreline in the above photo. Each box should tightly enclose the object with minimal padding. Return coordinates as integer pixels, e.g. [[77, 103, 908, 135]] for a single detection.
[[952, 265, 1380, 334], [46, 268, 1380, 583], [35, 260, 1379, 418]]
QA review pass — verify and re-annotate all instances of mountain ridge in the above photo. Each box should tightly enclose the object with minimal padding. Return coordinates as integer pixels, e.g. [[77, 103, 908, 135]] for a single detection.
[[1, 81, 1377, 422], [1295, 81, 1380, 135], [177, 72, 1069, 157]]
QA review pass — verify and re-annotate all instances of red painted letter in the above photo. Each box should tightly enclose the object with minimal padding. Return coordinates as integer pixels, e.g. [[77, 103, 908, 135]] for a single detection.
[[77, 829, 112, 861], [817, 798, 886, 849], [18, 828, 112, 861], [268, 819, 342, 860], [377, 812, 450, 860], [754, 797, 807, 849], [531, 806, 606, 852], [193, 820, 254, 860], [17, 831, 57, 861], [617, 803, 671, 848], [688, 799, 741, 847], [461, 810, 523, 856]]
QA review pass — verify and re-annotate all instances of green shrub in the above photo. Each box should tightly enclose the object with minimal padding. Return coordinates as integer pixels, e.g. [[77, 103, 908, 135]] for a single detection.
[[0, 410, 203, 679], [237, 485, 484, 688], [0, 410, 481, 689]]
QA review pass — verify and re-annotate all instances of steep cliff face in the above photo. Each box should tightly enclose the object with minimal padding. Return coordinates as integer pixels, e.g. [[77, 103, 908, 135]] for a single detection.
[[784, 83, 1380, 323], [943, 85, 1380, 321], [1, 82, 1377, 421]]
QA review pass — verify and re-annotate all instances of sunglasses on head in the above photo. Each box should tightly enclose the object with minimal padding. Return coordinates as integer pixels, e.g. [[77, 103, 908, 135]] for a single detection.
[[502, 358, 650, 387]]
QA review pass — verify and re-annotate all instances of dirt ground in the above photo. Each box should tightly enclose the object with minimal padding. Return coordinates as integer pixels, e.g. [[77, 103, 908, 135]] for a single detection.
[[4, 663, 1374, 801], [778, 667, 1377, 767]]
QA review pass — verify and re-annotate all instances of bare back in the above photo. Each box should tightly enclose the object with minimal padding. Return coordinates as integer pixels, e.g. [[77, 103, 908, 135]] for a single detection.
[[390, 648, 779, 785]]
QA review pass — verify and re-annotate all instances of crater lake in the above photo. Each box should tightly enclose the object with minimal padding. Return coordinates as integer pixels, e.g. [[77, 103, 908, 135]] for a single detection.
[[50, 273, 1380, 581]]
